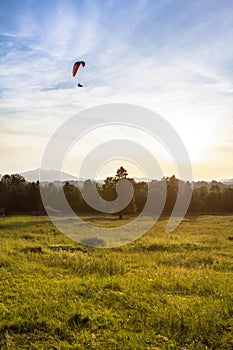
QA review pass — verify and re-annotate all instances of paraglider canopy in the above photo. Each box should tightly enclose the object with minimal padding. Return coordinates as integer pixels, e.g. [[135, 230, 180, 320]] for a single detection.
[[72, 61, 85, 77]]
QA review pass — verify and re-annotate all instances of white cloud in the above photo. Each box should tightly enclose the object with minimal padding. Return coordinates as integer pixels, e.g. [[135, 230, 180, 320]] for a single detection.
[[0, 0, 233, 178]]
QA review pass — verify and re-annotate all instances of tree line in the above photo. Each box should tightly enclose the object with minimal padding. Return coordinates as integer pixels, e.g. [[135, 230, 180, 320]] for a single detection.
[[0, 168, 232, 216]]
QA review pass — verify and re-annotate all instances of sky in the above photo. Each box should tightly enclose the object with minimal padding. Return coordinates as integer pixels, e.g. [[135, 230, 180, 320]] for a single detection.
[[0, 0, 233, 181]]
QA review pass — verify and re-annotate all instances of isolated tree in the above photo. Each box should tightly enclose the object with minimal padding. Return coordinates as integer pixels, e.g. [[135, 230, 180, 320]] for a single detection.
[[102, 167, 137, 219], [115, 166, 128, 180]]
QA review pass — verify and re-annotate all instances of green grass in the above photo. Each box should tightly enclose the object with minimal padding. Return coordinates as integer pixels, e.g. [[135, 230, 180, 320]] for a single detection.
[[0, 215, 232, 349]]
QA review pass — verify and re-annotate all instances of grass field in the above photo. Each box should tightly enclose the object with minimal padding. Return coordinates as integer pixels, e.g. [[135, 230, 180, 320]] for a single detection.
[[0, 215, 232, 349]]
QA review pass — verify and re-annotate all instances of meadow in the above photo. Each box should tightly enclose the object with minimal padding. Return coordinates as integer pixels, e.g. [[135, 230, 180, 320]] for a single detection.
[[0, 215, 232, 349]]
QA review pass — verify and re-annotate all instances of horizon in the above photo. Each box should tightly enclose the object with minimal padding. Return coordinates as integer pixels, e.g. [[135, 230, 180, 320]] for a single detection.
[[0, 0, 233, 180], [0, 167, 232, 184]]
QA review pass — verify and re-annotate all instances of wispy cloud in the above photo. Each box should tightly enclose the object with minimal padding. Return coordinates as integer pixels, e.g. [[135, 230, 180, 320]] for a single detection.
[[0, 0, 233, 178]]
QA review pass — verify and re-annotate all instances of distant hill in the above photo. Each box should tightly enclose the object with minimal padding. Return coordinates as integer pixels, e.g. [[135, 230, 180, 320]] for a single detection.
[[20, 168, 79, 182], [219, 178, 233, 185], [1, 168, 232, 186], [19, 169, 153, 184]]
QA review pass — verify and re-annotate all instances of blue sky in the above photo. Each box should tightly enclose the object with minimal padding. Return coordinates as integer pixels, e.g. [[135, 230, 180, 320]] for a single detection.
[[0, 0, 233, 180]]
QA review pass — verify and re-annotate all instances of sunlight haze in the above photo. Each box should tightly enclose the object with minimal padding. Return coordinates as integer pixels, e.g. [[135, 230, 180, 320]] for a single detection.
[[0, 0, 232, 181]]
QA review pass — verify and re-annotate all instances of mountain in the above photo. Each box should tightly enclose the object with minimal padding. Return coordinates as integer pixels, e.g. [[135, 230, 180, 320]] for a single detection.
[[3, 168, 233, 186], [20, 169, 79, 182]]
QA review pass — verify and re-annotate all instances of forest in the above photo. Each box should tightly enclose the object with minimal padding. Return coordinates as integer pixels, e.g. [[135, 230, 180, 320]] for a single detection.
[[0, 167, 232, 216]]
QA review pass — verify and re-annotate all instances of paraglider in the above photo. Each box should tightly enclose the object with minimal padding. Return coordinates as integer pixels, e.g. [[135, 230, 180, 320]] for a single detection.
[[72, 61, 85, 87]]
